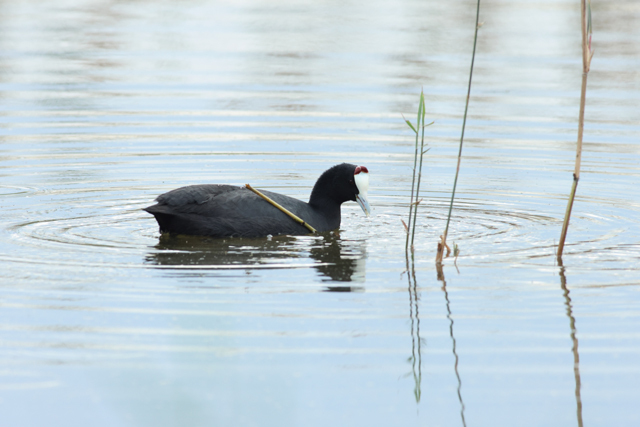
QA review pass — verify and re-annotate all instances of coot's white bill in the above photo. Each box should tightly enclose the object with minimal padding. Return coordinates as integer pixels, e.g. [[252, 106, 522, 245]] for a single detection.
[[354, 166, 371, 217]]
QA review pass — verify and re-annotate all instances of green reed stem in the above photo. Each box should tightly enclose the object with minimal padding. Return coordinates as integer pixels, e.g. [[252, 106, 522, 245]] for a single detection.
[[404, 93, 423, 253], [404, 90, 432, 254], [410, 94, 427, 250]]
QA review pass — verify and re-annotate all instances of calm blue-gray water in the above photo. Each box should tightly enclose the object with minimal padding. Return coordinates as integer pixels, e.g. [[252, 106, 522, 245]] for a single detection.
[[1, 1, 639, 426]]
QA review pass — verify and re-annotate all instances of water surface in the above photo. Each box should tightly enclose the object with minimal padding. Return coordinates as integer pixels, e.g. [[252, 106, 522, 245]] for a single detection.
[[1, 1, 639, 426]]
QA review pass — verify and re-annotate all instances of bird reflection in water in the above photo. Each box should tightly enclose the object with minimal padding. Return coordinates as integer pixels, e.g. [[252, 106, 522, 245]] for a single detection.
[[145, 231, 366, 287], [310, 233, 366, 291]]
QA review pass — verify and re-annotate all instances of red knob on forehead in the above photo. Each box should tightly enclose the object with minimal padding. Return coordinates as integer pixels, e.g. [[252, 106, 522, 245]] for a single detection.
[[354, 165, 368, 175]]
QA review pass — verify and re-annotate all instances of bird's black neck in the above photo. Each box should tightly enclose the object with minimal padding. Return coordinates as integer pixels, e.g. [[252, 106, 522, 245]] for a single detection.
[[309, 173, 342, 228], [309, 167, 340, 208]]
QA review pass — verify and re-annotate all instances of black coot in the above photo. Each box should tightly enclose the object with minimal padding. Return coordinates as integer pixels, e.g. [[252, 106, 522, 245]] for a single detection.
[[144, 163, 371, 238]]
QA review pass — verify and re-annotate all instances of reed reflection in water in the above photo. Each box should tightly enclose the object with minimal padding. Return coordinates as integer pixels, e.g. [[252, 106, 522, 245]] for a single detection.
[[437, 264, 467, 427], [405, 257, 423, 403], [559, 262, 584, 427], [405, 257, 466, 426]]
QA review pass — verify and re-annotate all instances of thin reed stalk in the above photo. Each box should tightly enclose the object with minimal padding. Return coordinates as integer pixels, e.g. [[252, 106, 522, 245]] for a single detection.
[[404, 93, 423, 253], [557, 0, 594, 259], [403, 91, 432, 254], [410, 96, 429, 251], [436, 0, 481, 263]]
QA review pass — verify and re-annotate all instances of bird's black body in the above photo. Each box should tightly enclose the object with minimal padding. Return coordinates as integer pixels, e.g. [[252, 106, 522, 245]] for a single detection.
[[144, 163, 369, 238]]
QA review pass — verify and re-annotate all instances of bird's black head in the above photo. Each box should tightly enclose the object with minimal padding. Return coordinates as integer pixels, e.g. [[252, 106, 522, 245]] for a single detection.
[[309, 163, 371, 216]]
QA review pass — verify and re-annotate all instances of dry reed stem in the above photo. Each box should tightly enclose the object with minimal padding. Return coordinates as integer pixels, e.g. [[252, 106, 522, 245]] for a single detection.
[[557, 0, 593, 259], [245, 184, 317, 233]]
